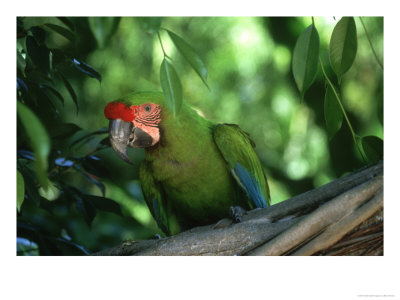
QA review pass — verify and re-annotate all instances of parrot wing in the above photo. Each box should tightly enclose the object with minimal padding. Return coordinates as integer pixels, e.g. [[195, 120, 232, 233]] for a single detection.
[[213, 123, 270, 209], [139, 162, 171, 235]]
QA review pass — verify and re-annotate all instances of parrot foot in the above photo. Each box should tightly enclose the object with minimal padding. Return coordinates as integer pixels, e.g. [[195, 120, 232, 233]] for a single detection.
[[229, 206, 247, 223]]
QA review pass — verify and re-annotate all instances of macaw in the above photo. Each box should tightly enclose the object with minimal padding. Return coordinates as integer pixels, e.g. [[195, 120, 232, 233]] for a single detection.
[[104, 91, 270, 235]]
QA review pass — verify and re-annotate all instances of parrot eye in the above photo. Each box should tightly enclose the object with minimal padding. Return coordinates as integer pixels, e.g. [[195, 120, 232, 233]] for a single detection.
[[144, 105, 151, 112]]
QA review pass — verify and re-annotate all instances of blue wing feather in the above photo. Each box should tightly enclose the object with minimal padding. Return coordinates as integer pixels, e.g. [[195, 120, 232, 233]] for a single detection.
[[234, 162, 267, 208], [213, 124, 270, 209]]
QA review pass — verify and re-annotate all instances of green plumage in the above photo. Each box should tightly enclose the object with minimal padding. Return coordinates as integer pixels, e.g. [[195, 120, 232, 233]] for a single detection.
[[115, 91, 270, 235]]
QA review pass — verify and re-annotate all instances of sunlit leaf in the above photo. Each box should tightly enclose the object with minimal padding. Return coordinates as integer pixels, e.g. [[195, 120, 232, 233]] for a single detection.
[[17, 102, 51, 190], [17, 170, 25, 212], [54, 158, 74, 167], [329, 17, 358, 79], [292, 24, 320, 99], [71, 58, 102, 82], [17, 49, 26, 73], [38, 181, 60, 201], [160, 58, 183, 117], [324, 84, 343, 140], [45, 23, 75, 42], [26, 36, 51, 75], [167, 30, 209, 89], [362, 136, 383, 163], [138, 17, 162, 34], [17, 237, 39, 256], [88, 17, 120, 48]]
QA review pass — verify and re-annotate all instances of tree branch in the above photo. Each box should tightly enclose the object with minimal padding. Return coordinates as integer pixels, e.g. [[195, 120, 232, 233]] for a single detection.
[[93, 161, 383, 256]]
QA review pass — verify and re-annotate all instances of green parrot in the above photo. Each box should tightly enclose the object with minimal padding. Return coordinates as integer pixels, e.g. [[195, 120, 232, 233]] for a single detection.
[[104, 91, 270, 235]]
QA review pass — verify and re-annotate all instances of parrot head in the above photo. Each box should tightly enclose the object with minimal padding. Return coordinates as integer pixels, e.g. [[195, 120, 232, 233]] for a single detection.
[[104, 92, 164, 164]]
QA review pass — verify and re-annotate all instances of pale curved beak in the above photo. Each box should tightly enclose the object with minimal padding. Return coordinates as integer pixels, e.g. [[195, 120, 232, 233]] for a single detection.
[[108, 119, 133, 164], [108, 119, 154, 164]]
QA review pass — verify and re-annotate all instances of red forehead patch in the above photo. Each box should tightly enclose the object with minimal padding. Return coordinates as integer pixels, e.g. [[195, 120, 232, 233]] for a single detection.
[[104, 102, 135, 122]]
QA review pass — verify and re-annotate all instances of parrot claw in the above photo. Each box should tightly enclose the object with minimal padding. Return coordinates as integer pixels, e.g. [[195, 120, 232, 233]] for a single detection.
[[229, 206, 247, 223]]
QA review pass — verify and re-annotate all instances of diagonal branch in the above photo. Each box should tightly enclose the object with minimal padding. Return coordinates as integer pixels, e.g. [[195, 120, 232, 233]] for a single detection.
[[93, 161, 383, 256]]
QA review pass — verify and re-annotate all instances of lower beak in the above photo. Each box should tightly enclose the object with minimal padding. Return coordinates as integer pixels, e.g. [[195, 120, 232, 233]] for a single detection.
[[108, 119, 154, 164]]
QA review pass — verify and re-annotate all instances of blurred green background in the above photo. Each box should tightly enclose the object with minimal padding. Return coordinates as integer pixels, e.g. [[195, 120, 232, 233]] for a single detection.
[[17, 17, 383, 255]]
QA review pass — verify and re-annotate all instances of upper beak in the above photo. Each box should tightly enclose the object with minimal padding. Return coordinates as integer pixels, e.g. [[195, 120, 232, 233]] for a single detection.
[[108, 119, 133, 164]]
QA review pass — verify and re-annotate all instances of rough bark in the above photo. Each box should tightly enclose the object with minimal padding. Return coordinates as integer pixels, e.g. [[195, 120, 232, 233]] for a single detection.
[[93, 161, 383, 256]]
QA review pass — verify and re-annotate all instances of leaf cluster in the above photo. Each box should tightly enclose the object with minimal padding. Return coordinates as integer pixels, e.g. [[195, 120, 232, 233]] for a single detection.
[[17, 17, 152, 255], [291, 17, 383, 164], [138, 18, 209, 117]]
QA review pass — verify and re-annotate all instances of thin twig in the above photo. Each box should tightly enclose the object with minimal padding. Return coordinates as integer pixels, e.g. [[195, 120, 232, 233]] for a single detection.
[[359, 17, 383, 70], [319, 57, 367, 162]]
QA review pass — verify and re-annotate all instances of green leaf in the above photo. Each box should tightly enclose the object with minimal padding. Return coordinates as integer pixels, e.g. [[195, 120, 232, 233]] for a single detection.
[[82, 156, 109, 178], [30, 26, 46, 44], [160, 58, 183, 117], [17, 78, 28, 94], [88, 17, 120, 48], [138, 17, 162, 34], [49, 123, 81, 139], [44, 23, 75, 42], [292, 24, 320, 99], [75, 196, 97, 227], [38, 181, 60, 201], [17, 102, 51, 190], [329, 17, 358, 79], [82, 195, 122, 216], [73, 165, 106, 196], [167, 30, 209, 89], [59, 73, 79, 113], [361, 136, 383, 163], [71, 128, 108, 147], [17, 170, 25, 212], [26, 36, 51, 75], [17, 161, 41, 206], [41, 84, 64, 106], [56, 17, 75, 31], [324, 84, 343, 140], [71, 59, 102, 82]]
